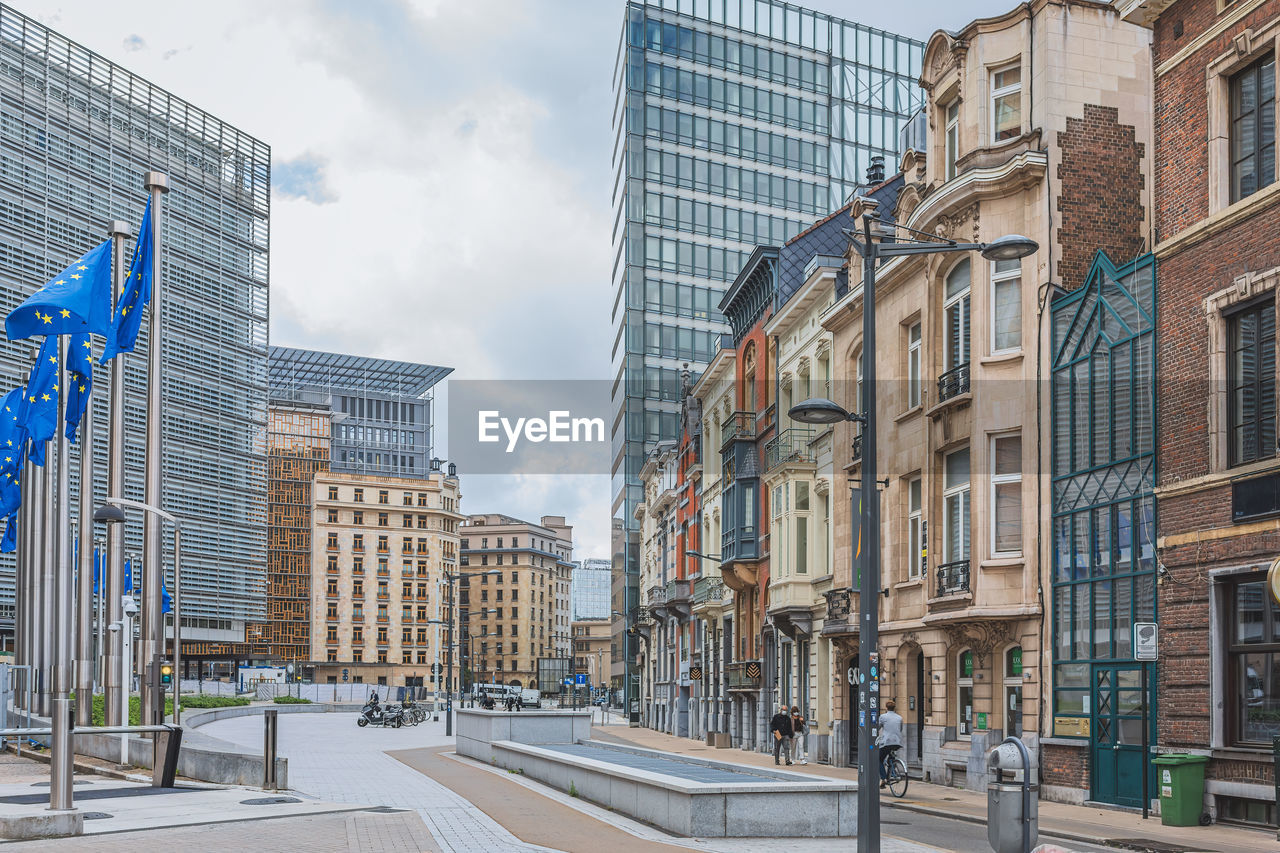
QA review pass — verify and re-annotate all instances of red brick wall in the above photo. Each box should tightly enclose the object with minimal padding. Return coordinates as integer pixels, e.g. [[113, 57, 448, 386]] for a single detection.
[[1152, 0, 1280, 790], [1056, 104, 1147, 290], [1042, 743, 1089, 790], [1152, 0, 1280, 238]]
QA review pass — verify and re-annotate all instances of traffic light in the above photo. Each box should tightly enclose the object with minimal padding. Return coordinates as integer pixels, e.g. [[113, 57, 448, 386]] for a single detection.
[[160, 663, 173, 686]]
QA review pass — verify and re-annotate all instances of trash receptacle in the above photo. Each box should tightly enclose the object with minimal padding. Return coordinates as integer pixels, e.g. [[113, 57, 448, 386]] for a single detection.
[[1152, 753, 1208, 827], [987, 737, 1038, 853]]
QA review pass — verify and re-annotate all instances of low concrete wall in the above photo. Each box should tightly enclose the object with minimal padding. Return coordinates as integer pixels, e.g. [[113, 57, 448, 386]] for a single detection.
[[456, 708, 591, 763], [489, 740, 857, 837]]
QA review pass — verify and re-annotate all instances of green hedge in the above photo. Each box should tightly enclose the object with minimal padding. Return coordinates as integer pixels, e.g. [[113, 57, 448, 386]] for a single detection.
[[272, 696, 311, 705], [179, 695, 251, 710]]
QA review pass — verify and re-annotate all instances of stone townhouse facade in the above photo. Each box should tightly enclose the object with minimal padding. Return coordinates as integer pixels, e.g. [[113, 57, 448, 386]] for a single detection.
[[1119, 0, 1280, 827], [824, 0, 1152, 793]]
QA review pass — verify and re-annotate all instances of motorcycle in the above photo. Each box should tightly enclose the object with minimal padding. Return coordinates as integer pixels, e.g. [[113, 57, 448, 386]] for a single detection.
[[357, 694, 387, 727], [380, 704, 405, 728]]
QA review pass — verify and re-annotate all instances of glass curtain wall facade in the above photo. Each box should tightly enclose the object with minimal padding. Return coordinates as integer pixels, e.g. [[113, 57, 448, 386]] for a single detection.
[[267, 347, 450, 481], [572, 558, 613, 620], [610, 0, 923, 713], [1049, 252, 1157, 807], [0, 5, 269, 636]]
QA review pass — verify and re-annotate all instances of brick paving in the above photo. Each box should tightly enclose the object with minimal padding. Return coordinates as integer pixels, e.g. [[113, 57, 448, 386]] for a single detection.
[[9, 810, 440, 851]]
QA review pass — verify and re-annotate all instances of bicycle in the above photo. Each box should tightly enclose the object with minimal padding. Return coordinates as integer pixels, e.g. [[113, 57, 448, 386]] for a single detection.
[[882, 748, 909, 798]]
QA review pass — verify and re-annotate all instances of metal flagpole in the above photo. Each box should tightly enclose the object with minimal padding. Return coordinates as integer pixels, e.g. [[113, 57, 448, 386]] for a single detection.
[[104, 219, 129, 727], [38, 425, 54, 718], [140, 173, 167, 727], [50, 333, 75, 812], [14, 471, 27, 710], [75, 391, 94, 726], [21, 453, 37, 713]]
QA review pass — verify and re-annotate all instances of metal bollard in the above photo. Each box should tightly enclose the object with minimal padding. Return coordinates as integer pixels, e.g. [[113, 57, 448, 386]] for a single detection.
[[263, 709, 278, 790]]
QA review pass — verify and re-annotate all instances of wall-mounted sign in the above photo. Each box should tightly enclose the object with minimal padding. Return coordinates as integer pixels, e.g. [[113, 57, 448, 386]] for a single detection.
[[689, 667, 703, 680], [1134, 623, 1158, 661]]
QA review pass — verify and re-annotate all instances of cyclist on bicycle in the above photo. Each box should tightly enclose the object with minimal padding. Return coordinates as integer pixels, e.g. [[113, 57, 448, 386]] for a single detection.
[[877, 699, 904, 789]]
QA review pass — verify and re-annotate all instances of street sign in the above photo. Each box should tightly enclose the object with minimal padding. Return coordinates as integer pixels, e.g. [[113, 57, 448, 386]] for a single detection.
[[575, 673, 587, 686], [563, 677, 573, 686], [342, 668, 349, 683], [1134, 622, 1158, 661], [689, 667, 702, 680]]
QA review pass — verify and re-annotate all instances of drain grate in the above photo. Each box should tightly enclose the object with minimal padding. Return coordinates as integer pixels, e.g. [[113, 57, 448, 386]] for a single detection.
[[81, 812, 112, 821], [240, 796, 302, 806], [362, 807, 409, 814]]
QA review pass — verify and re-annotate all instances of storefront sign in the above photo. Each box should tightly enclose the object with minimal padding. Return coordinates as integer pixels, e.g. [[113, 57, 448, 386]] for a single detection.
[[976, 712, 988, 730], [1010, 648, 1022, 675], [1053, 716, 1090, 737]]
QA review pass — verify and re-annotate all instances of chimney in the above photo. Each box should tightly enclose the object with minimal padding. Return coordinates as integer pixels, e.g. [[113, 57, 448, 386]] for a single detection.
[[866, 154, 886, 185]]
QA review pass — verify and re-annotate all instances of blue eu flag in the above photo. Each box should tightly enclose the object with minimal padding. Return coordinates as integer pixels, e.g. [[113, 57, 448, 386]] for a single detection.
[[19, 337, 61, 466], [101, 199, 152, 363], [124, 557, 133, 594], [0, 387, 28, 480], [0, 512, 15, 553], [64, 334, 94, 442], [5, 239, 112, 341], [162, 581, 171, 614]]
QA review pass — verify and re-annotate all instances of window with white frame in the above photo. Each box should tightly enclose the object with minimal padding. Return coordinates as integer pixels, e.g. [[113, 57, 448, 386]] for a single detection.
[[991, 63, 1022, 142], [991, 433, 1022, 555], [943, 447, 971, 565], [795, 481, 809, 574], [908, 476, 922, 579], [991, 259, 1022, 353], [945, 260, 971, 371], [908, 321, 922, 407], [945, 99, 960, 180]]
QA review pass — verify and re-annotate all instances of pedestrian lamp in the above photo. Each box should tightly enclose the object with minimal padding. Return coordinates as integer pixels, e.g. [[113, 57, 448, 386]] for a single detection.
[[794, 211, 1038, 853]]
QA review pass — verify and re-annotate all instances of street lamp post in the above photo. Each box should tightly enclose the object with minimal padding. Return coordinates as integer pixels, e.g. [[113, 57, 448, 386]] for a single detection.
[[439, 570, 500, 735], [94, 497, 183, 725], [790, 213, 1037, 853]]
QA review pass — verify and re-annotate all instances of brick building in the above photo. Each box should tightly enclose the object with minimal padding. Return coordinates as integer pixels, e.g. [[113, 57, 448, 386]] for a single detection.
[[1119, 0, 1280, 827]]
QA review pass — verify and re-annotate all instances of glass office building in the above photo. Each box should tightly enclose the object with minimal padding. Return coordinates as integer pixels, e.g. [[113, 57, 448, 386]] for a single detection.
[[572, 558, 613, 621], [610, 0, 924, 684], [267, 347, 449, 480], [0, 5, 269, 640]]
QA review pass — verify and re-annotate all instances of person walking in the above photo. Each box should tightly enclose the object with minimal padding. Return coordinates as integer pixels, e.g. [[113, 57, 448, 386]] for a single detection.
[[769, 704, 794, 765], [790, 706, 808, 764], [877, 699, 905, 788]]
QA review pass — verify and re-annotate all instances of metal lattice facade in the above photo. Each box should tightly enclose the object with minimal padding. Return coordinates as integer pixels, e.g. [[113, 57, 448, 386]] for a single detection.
[[0, 5, 270, 635]]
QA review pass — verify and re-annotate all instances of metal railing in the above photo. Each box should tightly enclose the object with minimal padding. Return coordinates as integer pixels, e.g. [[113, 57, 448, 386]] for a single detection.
[[937, 363, 971, 402], [936, 560, 971, 596], [764, 427, 816, 470], [693, 576, 730, 606], [647, 584, 668, 606], [720, 412, 756, 447], [666, 578, 691, 603], [726, 660, 762, 690]]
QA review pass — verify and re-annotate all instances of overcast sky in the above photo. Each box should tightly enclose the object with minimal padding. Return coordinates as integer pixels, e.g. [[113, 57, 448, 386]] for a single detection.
[[25, 0, 1013, 561]]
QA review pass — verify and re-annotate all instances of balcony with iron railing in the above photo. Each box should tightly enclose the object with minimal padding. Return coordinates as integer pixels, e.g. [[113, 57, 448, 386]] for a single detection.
[[692, 576, 730, 607], [764, 427, 816, 471], [726, 660, 762, 690], [937, 363, 971, 403], [720, 412, 757, 448], [935, 560, 971, 597]]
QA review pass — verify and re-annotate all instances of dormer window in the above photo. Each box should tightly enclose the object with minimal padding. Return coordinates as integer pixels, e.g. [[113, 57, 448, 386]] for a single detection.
[[992, 64, 1022, 141]]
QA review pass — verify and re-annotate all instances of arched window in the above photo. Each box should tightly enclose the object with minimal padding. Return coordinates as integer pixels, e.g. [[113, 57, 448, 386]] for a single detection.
[[957, 648, 975, 738], [945, 259, 971, 371], [1004, 645, 1023, 738]]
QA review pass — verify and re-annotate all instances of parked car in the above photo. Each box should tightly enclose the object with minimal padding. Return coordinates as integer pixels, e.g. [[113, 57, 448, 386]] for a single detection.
[[519, 688, 541, 709]]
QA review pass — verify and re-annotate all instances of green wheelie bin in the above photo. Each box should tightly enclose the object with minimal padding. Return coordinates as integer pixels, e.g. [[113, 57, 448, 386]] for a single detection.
[[1152, 753, 1208, 826]]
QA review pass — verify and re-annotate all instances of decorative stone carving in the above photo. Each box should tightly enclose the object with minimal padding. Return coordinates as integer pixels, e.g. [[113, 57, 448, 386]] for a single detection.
[[941, 621, 1018, 669], [933, 203, 980, 244]]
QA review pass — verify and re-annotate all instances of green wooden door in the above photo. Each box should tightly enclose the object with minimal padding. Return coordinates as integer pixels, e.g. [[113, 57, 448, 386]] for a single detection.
[[1090, 664, 1151, 807]]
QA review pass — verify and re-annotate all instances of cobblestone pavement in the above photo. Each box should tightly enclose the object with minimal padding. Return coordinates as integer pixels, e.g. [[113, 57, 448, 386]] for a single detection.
[[201, 712, 559, 853]]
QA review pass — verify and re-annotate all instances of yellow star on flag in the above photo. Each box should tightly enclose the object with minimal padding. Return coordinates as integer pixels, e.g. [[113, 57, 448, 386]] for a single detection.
[[81, 340, 91, 349], [40, 394, 49, 402], [77, 384, 86, 393], [76, 265, 87, 271], [39, 314, 52, 325], [69, 273, 81, 280], [59, 309, 70, 318], [47, 355, 56, 364]]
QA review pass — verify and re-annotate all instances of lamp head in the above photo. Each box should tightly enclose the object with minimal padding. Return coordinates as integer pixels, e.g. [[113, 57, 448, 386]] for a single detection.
[[93, 504, 127, 524], [980, 234, 1039, 261], [788, 398, 857, 425]]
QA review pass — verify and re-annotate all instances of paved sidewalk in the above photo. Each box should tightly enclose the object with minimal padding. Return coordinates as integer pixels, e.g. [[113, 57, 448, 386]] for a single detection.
[[593, 724, 1279, 853]]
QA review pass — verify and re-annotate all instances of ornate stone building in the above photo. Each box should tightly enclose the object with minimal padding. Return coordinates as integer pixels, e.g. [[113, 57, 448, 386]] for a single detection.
[[824, 0, 1151, 790]]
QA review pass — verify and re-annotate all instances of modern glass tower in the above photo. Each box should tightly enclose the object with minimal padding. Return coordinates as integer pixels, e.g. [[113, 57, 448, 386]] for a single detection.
[[267, 347, 450, 481], [0, 5, 270, 641], [610, 0, 924, 704]]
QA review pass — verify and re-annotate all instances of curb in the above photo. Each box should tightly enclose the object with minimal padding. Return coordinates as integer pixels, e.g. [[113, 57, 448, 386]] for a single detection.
[[884, 798, 1154, 852]]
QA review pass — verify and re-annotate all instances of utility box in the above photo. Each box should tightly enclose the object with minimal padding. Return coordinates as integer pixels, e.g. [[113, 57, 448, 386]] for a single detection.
[[987, 738, 1038, 853]]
